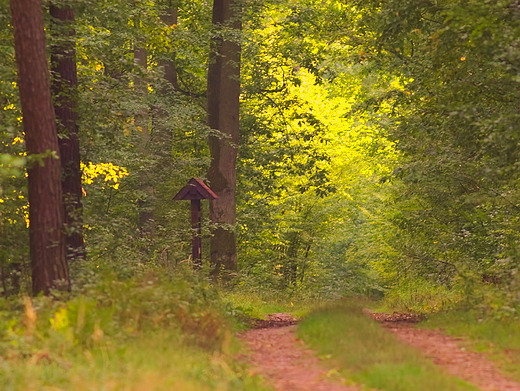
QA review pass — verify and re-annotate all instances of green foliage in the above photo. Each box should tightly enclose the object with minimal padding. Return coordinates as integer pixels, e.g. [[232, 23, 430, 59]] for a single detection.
[[323, 0, 520, 308], [380, 277, 461, 313], [0, 154, 25, 180], [239, 38, 398, 295], [72, 0, 213, 265], [298, 300, 479, 391], [0, 1, 28, 294]]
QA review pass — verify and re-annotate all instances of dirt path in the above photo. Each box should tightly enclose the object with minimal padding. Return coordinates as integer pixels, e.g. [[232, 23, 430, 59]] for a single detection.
[[240, 312, 520, 391], [370, 312, 520, 391], [239, 314, 359, 391]]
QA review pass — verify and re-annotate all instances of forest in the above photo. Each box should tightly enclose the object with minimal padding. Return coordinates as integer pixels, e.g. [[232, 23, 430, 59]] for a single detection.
[[1, 0, 520, 390]]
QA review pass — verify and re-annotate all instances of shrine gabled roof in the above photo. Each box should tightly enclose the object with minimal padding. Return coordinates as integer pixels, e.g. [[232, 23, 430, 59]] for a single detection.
[[173, 177, 218, 200]]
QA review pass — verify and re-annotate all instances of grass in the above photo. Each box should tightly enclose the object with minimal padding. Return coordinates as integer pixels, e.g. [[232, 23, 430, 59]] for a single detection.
[[222, 291, 314, 321], [420, 309, 520, 382], [297, 300, 479, 391], [0, 331, 270, 391], [0, 269, 273, 391]]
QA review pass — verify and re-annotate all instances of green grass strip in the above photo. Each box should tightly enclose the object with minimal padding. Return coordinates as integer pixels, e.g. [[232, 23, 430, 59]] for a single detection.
[[297, 300, 479, 391]]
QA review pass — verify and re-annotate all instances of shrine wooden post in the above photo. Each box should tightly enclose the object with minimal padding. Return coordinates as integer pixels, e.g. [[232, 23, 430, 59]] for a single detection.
[[173, 178, 218, 268]]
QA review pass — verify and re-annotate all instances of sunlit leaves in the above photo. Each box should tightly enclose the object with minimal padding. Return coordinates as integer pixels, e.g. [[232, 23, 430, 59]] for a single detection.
[[81, 161, 129, 190]]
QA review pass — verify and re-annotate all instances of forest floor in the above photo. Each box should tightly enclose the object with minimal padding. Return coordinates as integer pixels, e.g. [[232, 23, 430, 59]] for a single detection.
[[239, 312, 520, 391]]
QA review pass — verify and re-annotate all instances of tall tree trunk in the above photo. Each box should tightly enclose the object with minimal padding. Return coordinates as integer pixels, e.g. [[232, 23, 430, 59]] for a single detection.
[[134, 20, 154, 236], [154, 2, 177, 178], [207, 0, 241, 278], [10, 0, 70, 295], [50, 3, 85, 262], [154, 2, 177, 165], [159, 0, 178, 90]]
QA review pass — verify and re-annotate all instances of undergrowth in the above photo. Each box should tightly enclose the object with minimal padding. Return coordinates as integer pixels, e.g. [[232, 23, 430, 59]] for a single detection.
[[223, 291, 314, 322], [298, 300, 479, 391], [377, 277, 461, 314], [0, 266, 272, 391]]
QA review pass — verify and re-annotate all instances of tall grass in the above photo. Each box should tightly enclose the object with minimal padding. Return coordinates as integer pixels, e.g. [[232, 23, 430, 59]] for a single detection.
[[298, 300, 479, 391], [0, 268, 272, 391]]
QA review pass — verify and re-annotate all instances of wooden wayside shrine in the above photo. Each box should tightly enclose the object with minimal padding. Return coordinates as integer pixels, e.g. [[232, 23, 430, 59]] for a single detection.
[[173, 178, 218, 268]]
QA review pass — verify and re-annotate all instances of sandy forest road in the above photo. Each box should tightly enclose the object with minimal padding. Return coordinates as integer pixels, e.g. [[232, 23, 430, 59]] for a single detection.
[[371, 312, 520, 391], [239, 314, 359, 391], [239, 312, 520, 391]]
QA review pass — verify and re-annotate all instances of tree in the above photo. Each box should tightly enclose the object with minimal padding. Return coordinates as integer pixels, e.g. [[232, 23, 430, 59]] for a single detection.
[[10, 0, 70, 294], [206, 0, 241, 277], [50, 2, 85, 262], [159, 0, 179, 90], [133, 7, 154, 237]]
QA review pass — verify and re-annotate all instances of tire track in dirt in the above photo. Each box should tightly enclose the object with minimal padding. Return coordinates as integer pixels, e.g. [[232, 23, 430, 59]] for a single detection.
[[370, 312, 520, 391], [239, 313, 359, 391]]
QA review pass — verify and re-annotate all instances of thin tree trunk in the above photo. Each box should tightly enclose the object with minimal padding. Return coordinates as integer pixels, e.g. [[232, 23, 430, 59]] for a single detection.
[[10, 0, 70, 295], [154, 1, 178, 167], [160, 0, 178, 90], [50, 3, 85, 262], [155, 1, 178, 146], [207, 0, 241, 278], [155, 2, 177, 184], [134, 22, 154, 236]]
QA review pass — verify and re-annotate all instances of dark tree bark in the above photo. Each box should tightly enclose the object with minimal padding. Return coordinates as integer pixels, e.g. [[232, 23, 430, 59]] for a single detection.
[[153, 2, 177, 169], [10, 0, 70, 294], [159, 0, 178, 90], [153, 1, 178, 166], [133, 17, 154, 236], [50, 3, 85, 262], [207, 0, 241, 277]]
